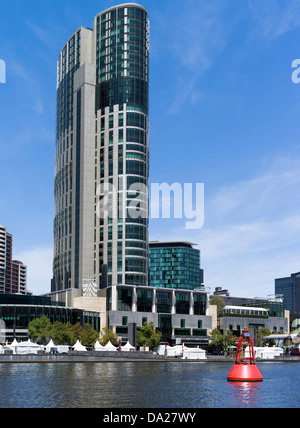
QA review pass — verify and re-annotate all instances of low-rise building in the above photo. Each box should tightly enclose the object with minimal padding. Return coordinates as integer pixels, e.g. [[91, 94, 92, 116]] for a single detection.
[[218, 295, 289, 339], [100, 284, 213, 346], [0, 293, 101, 342]]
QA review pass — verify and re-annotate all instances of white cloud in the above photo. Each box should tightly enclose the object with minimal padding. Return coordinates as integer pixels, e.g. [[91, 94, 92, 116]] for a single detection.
[[200, 157, 300, 296], [247, 0, 300, 41], [207, 156, 300, 223], [150, 156, 300, 297], [14, 247, 53, 296], [155, 0, 234, 114], [154, 0, 300, 115]]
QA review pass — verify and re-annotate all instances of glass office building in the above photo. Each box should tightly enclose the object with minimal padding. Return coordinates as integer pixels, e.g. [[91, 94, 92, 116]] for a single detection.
[[149, 242, 204, 290], [0, 294, 101, 342], [52, 4, 150, 294], [275, 272, 300, 315]]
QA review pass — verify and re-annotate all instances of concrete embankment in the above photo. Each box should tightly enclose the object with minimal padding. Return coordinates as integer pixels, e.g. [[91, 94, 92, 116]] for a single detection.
[[0, 351, 169, 363]]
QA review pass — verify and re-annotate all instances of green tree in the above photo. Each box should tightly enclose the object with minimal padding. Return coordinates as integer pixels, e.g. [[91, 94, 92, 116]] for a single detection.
[[51, 321, 76, 345], [100, 326, 119, 346], [225, 330, 237, 346], [209, 296, 226, 316], [256, 327, 271, 347], [28, 315, 52, 344], [80, 323, 99, 346], [210, 328, 225, 352], [72, 322, 83, 342], [40, 321, 54, 343], [28, 316, 100, 346], [137, 322, 162, 350], [224, 330, 237, 353]]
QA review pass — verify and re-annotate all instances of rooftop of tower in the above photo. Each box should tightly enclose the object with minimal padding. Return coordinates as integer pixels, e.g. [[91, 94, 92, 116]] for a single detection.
[[96, 3, 148, 16], [149, 241, 198, 249]]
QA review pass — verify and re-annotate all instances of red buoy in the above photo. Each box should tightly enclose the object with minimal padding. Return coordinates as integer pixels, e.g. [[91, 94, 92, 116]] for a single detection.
[[227, 327, 263, 382]]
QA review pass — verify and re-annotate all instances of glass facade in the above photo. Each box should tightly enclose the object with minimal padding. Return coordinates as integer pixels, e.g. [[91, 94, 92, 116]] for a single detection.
[[118, 287, 132, 311], [137, 288, 152, 312], [158, 314, 172, 340], [176, 292, 190, 315], [95, 6, 149, 87], [275, 273, 300, 315], [53, 5, 150, 293], [149, 242, 203, 290], [94, 4, 150, 288], [194, 293, 207, 316], [156, 291, 172, 314], [53, 29, 82, 292], [245, 300, 285, 318], [107, 285, 209, 344], [0, 294, 101, 341], [109, 286, 207, 316]]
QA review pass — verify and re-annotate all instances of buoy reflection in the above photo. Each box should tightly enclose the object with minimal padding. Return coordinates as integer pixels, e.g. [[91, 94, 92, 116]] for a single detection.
[[229, 381, 262, 408]]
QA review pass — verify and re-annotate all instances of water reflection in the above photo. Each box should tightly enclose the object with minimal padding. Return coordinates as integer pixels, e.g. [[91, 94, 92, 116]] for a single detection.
[[229, 382, 262, 408], [0, 362, 299, 408]]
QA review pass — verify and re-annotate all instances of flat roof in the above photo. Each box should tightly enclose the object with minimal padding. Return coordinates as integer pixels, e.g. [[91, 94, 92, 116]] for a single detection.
[[149, 241, 198, 248], [224, 305, 268, 312]]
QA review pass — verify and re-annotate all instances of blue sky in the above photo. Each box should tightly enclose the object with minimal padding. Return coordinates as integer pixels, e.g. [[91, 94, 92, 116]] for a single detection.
[[1, 0, 300, 296]]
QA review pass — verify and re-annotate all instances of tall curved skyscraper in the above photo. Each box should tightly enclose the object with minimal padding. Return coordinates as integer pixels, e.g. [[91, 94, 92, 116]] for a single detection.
[[52, 4, 149, 296]]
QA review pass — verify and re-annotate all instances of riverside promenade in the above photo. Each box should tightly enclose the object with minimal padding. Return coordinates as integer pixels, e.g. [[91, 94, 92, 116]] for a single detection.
[[0, 352, 299, 363]]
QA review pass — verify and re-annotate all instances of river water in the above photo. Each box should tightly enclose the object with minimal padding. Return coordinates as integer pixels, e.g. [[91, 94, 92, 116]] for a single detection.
[[0, 361, 299, 408]]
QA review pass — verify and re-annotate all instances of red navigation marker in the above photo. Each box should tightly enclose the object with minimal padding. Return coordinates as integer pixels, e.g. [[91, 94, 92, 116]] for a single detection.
[[227, 327, 263, 382]]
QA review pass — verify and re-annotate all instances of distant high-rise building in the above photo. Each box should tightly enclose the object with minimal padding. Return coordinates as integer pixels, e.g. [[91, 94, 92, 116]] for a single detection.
[[11, 261, 27, 295], [275, 271, 300, 315], [0, 226, 12, 293], [213, 287, 230, 297], [149, 242, 204, 290], [52, 4, 150, 295], [0, 226, 28, 295]]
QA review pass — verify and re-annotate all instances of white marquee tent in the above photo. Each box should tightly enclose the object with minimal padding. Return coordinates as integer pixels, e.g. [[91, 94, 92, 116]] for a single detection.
[[182, 348, 207, 360], [103, 341, 117, 351], [122, 341, 135, 352], [45, 339, 57, 353], [9, 339, 18, 354], [16, 341, 43, 355], [94, 341, 105, 351], [156, 345, 188, 356], [72, 340, 87, 352]]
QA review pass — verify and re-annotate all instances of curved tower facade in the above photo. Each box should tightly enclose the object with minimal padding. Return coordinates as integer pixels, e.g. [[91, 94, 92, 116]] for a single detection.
[[52, 4, 149, 294]]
